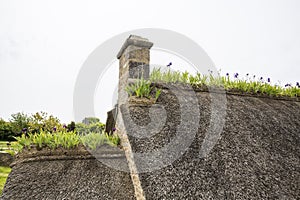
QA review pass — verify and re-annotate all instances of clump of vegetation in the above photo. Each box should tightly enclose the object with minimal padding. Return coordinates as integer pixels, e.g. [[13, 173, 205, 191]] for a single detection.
[[141, 67, 300, 98], [75, 117, 105, 135], [220, 73, 300, 97], [13, 130, 120, 152], [14, 131, 81, 150], [81, 132, 120, 150], [150, 68, 191, 84], [125, 77, 161, 100]]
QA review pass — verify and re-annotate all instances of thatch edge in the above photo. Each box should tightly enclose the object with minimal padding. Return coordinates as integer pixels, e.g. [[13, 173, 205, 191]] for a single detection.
[[11, 145, 125, 167], [151, 82, 300, 102]]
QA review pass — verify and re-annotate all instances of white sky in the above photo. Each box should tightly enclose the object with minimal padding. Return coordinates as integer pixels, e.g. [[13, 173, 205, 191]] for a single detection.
[[0, 0, 299, 123]]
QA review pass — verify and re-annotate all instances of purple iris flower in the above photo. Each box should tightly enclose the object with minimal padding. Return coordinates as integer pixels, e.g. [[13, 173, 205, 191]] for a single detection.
[[285, 83, 291, 87], [112, 127, 117, 132], [260, 77, 263, 81], [226, 73, 229, 76], [296, 82, 299, 87], [246, 73, 249, 76], [267, 78, 270, 83], [166, 62, 172, 67], [22, 128, 27, 133], [53, 126, 57, 132], [234, 73, 239, 78], [63, 124, 67, 129]]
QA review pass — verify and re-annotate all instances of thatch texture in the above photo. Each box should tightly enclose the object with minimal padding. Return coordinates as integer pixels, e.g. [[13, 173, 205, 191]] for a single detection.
[[121, 87, 300, 199], [0, 152, 13, 167], [2, 86, 299, 200], [1, 146, 135, 200]]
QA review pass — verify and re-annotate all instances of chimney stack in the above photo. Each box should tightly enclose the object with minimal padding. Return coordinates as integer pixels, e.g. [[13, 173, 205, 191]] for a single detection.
[[117, 35, 153, 80]]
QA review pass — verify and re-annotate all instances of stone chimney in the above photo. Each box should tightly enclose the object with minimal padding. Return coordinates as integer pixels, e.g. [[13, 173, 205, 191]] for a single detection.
[[117, 35, 153, 80], [105, 35, 153, 134]]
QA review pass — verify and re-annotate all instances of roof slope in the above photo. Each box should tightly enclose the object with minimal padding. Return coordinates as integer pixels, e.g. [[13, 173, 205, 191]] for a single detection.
[[1, 146, 135, 200], [121, 88, 300, 199]]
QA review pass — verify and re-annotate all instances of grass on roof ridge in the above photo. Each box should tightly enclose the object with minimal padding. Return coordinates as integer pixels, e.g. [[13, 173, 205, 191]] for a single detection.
[[126, 68, 299, 99], [13, 131, 120, 153]]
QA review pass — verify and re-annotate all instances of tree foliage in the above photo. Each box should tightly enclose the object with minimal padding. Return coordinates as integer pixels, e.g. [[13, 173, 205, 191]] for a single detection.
[[9, 112, 31, 137], [0, 113, 106, 141], [0, 119, 13, 141], [0, 112, 65, 141], [76, 117, 105, 135]]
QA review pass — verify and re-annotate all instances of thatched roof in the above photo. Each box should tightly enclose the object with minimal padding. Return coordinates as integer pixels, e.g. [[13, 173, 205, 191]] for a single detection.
[[2, 86, 299, 200], [1, 145, 135, 200], [121, 87, 300, 199]]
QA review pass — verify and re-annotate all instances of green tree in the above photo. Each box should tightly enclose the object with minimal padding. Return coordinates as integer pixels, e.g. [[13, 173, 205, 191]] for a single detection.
[[29, 112, 63, 133], [42, 115, 62, 132], [82, 117, 100, 125], [75, 118, 105, 135], [75, 122, 88, 135], [9, 112, 31, 136], [0, 118, 14, 141]]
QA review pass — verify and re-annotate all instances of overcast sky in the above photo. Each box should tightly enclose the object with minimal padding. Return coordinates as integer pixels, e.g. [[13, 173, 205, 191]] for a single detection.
[[0, 0, 299, 123]]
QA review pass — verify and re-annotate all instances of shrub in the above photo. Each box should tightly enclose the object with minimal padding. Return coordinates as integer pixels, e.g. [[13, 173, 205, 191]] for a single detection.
[[0, 119, 14, 141], [9, 112, 31, 137], [75, 122, 105, 135], [67, 121, 76, 132]]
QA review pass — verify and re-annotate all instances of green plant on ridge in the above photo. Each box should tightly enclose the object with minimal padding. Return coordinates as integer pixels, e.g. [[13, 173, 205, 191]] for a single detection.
[[81, 132, 119, 150], [126, 78, 152, 98], [13, 130, 120, 152], [147, 67, 300, 98]]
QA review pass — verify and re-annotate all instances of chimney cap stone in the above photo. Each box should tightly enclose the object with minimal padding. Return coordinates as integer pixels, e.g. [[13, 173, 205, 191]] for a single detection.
[[117, 35, 153, 59]]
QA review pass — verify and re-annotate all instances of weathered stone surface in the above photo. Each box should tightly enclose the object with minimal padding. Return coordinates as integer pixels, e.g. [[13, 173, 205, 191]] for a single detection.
[[117, 35, 153, 59], [118, 35, 153, 95]]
